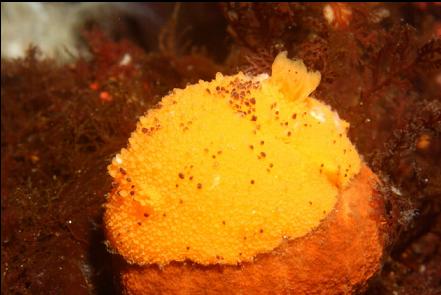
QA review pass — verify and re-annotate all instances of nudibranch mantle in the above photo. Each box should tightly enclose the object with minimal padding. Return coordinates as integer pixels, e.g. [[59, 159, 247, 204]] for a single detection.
[[104, 52, 361, 266]]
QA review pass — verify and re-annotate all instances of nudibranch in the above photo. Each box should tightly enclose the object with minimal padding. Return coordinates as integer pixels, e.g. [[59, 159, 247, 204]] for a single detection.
[[104, 52, 385, 294]]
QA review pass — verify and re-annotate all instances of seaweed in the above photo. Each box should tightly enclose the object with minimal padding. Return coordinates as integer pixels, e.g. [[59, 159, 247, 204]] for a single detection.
[[1, 26, 220, 293], [368, 100, 441, 295]]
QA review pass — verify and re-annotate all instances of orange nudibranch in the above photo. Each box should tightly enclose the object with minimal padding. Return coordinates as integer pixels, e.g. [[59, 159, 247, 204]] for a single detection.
[[103, 52, 368, 268]]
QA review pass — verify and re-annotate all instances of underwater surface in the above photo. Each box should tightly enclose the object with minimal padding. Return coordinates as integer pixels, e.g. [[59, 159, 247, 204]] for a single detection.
[[1, 3, 441, 294]]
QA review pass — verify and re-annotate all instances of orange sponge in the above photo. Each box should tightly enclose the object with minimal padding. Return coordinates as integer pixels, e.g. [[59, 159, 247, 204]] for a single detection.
[[118, 166, 384, 295]]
